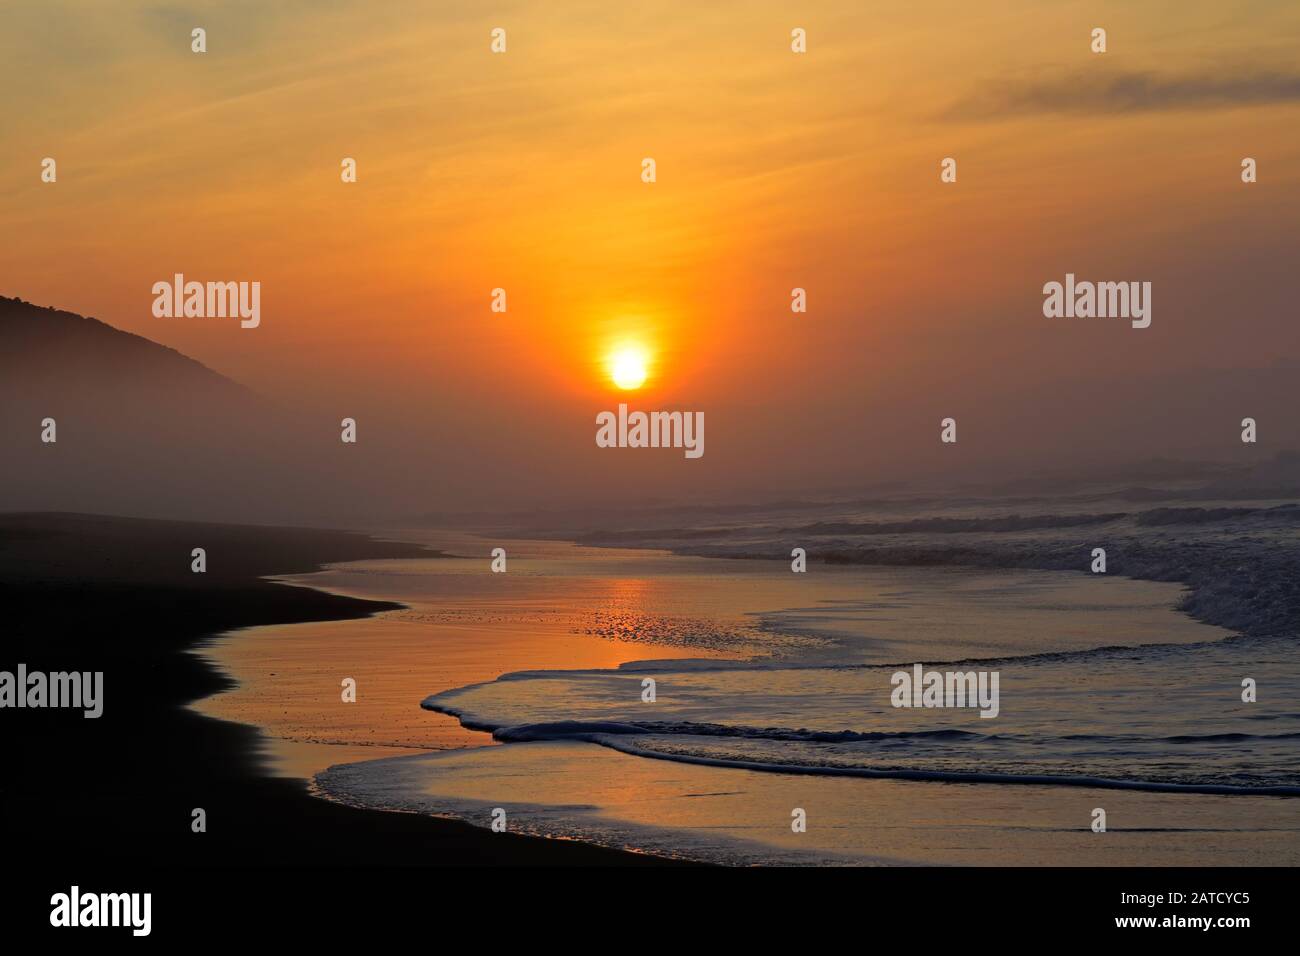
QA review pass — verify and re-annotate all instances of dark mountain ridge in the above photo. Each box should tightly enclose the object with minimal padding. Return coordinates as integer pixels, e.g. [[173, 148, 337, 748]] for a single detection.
[[0, 295, 253, 398]]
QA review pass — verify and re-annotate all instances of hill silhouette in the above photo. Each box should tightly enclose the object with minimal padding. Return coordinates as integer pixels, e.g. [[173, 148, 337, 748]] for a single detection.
[[0, 296, 328, 522], [0, 296, 254, 399]]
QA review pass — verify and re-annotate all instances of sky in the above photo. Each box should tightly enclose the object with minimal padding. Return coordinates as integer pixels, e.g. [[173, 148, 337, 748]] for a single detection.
[[3, 1, 1299, 517]]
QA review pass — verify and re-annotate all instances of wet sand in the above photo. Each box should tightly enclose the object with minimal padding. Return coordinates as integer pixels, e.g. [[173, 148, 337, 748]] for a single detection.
[[195, 537, 738, 777], [1, 513, 674, 866], [197, 531, 1227, 781], [189, 528, 1298, 866], [318, 740, 1300, 866]]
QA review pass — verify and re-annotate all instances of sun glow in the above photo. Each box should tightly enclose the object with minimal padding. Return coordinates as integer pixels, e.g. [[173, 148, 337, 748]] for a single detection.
[[609, 346, 649, 390]]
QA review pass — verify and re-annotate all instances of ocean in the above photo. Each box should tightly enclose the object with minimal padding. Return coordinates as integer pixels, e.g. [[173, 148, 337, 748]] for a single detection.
[[197, 508, 1300, 865]]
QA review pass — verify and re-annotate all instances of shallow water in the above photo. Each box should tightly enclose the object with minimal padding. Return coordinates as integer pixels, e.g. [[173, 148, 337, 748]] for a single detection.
[[197, 529, 1300, 863], [317, 741, 1300, 866]]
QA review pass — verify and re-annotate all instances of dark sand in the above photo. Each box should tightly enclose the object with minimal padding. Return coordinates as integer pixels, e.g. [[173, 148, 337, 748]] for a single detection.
[[0, 512, 676, 866]]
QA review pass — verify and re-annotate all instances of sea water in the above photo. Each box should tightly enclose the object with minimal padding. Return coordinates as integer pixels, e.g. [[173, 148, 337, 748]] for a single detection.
[[215, 530, 1300, 864]]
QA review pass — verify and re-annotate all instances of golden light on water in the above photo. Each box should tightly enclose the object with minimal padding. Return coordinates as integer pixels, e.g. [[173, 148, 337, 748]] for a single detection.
[[609, 346, 649, 390]]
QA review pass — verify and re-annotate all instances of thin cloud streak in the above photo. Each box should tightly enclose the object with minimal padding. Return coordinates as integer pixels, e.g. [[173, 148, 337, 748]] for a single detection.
[[949, 68, 1300, 119]]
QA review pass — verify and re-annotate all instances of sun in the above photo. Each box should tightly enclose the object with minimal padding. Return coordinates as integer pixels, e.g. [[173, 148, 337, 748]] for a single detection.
[[609, 346, 649, 390]]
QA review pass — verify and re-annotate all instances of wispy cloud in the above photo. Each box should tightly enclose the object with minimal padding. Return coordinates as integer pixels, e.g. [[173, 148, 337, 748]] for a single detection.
[[949, 68, 1300, 119]]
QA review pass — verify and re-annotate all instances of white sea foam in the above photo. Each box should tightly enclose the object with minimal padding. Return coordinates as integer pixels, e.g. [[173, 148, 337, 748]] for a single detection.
[[306, 513, 1300, 863], [421, 636, 1300, 795]]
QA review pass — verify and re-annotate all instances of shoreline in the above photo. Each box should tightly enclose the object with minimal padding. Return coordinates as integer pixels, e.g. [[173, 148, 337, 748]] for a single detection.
[[15, 510, 1288, 868], [553, 500, 1300, 641], [0, 512, 682, 866]]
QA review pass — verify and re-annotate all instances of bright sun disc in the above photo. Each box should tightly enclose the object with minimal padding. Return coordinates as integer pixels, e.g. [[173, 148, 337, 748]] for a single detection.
[[610, 347, 648, 389]]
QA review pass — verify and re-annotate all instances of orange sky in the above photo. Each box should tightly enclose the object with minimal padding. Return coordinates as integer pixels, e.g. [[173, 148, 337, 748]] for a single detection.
[[3, 1, 1300, 511]]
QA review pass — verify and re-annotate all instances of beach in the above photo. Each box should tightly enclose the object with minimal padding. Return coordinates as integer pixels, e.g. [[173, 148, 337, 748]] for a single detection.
[[0, 513, 674, 867], [194, 502, 1300, 865], [8, 499, 1296, 869]]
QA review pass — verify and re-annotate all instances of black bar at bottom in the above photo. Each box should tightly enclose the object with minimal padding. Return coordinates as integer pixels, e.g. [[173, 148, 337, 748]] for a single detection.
[[5, 865, 1280, 942]]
